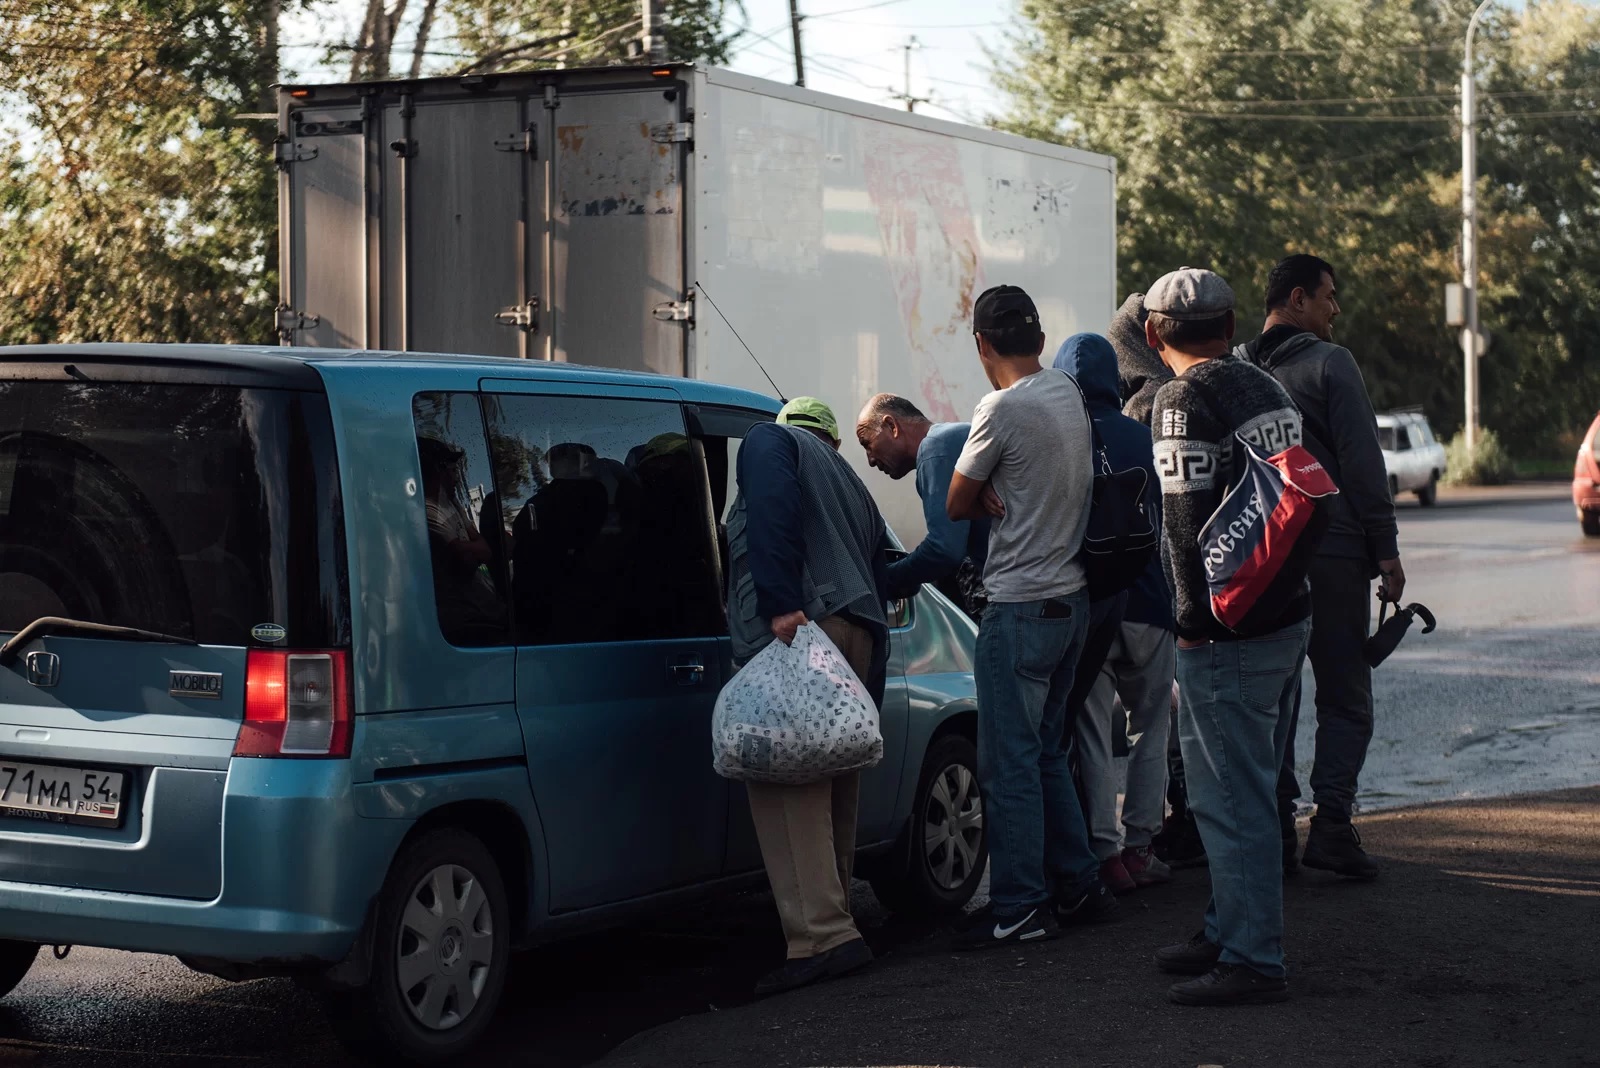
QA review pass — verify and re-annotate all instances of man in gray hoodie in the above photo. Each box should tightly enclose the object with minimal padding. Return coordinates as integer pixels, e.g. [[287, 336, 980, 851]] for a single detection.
[[1110, 292, 1204, 870], [1238, 254, 1406, 881]]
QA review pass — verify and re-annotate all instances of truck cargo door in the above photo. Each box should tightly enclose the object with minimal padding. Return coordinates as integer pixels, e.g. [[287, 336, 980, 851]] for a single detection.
[[383, 97, 529, 358], [281, 108, 367, 348], [550, 88, 687, 376]]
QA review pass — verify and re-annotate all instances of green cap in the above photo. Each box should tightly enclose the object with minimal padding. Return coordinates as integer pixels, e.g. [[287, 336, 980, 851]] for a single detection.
[[777, 396, 840, 442]]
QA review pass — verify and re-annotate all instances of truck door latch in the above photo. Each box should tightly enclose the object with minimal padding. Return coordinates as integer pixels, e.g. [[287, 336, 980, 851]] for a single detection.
[[273, 137, 318, 169], [652, 296, 694, 323], [494, 298, 540, 331], [493, 123, 537, 157], [274, 303, 320, 342], [649, 122, 694, 145]]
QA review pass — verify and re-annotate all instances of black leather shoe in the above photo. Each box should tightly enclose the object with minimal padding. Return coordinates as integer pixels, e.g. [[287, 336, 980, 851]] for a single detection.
[[1169, 963, 1290, 1006], [1055, 880, 1120, 926], [753, 937, 874, 997], [1301, 817, 1379, 880], [1153, 812, 1208, 869], [1155, 930, 1223, 975]]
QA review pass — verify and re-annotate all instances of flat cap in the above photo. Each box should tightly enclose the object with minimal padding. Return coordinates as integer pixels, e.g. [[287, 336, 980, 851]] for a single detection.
[[1145, 267, 1235, 322]]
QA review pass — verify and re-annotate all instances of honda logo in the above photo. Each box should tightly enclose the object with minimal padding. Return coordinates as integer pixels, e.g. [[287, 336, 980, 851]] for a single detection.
[[24, 651, 60, 688]]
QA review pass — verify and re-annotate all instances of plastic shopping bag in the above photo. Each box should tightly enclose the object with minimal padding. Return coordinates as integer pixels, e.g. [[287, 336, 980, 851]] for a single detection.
[[711, 622, 883, 784]]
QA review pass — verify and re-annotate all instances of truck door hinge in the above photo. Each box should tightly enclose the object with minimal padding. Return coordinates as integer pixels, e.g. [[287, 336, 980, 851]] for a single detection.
[[652, 295, 694, 324], [494, 298, 540, 331], [274, 303, 320, 342], [650, 122, 693, 145], [273, 136, 318, 168], [494, 123, 537, 157]]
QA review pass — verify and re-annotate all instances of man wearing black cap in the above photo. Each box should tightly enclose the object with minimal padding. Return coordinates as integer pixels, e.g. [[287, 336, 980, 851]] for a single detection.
[[944, 284, 1116, 950], [1143, 267, 1311, 1006]]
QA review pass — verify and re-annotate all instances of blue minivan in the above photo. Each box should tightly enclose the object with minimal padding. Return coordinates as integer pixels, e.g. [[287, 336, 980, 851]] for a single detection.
[[0, 345, 985, 1063]]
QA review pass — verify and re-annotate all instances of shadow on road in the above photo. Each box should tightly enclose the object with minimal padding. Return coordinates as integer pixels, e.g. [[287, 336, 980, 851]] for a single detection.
[[0, 884, 946, 1067], [595, 789, 1600, 1068]]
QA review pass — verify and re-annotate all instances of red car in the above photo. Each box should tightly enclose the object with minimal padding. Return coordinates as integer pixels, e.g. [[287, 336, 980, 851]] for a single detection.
[[1575, 411, 1600, 536]]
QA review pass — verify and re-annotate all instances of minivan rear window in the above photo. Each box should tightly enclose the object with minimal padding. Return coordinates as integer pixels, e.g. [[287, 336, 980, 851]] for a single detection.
[[0, 381, 349, 648]]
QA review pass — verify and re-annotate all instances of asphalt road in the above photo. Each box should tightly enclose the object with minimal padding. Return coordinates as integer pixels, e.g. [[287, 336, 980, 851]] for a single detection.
[[3, 487, 1595, 1068], [1317, 486, 1600, 811]]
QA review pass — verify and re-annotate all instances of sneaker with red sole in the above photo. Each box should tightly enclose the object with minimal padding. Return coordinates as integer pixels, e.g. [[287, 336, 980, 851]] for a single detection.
[[1099, 855, 1137, 895], [1122, 845, 1173, 886]]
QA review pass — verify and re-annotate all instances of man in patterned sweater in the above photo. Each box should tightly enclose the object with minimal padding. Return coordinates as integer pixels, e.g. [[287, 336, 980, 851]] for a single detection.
[[1142, 268, 1313, 1006]]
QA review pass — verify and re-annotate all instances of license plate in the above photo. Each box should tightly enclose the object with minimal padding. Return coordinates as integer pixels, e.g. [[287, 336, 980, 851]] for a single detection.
[[0, 759, 125, 827]]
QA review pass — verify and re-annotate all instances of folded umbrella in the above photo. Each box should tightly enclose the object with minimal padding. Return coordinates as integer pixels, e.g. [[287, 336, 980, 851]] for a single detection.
[[1364, 599, 1437, 668]]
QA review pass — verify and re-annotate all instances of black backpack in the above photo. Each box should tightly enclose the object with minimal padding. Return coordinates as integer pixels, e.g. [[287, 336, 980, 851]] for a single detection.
[[1059, 371, 1159, 601]]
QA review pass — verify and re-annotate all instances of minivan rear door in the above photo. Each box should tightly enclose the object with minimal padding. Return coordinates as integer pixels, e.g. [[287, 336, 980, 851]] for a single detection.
[[0, 361, 348, 900]]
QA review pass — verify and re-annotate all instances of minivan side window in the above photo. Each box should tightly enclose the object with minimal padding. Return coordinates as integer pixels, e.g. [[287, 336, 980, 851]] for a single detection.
[[483, 394, 724, 646], [412, 393, 511, 647]]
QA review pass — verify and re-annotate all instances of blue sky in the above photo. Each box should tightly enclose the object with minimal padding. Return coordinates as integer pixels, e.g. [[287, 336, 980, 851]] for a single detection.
[[278, 0, 1016, 122]]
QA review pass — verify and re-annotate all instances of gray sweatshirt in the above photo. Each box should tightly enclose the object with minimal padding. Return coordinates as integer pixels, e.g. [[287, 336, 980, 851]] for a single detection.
[[1238, 329, 1400, 568]]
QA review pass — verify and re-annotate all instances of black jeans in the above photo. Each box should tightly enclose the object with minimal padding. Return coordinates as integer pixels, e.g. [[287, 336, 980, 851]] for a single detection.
[[1277, 555, 1375, 820]]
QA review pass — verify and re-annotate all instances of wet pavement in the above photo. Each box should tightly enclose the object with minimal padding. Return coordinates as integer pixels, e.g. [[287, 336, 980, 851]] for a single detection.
[[3, 487, 1596, 1067], [1314, 487, 1600, 812]]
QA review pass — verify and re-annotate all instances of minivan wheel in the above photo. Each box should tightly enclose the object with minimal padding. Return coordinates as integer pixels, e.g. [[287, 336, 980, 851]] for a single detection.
[[326, 829, 510, 1065], [1582, 509, 1600, 537], [0, 941, 39, 1000], [1417, 474, 1439, 507], [869, 733, 986, 917]]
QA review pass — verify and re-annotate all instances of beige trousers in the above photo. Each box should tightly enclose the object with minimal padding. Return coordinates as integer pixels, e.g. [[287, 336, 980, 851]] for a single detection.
[[745, 614, 873, 960]]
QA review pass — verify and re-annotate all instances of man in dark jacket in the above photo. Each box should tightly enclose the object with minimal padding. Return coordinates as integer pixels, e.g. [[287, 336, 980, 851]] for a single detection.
[[1238, 254, 1405, 880], [1053, 333, 1176, 895], [726, 405, 891, 997]]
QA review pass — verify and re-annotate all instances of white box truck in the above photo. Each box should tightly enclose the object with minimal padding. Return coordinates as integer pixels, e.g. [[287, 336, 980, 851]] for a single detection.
[[276, 63, 1116, 536]]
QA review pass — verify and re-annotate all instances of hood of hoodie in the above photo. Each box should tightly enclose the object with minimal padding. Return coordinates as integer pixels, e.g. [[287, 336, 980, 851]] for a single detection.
[[1052, 332, 1121, 411], [1239, 324, 1326, 370], [1108, 292, 1171, 404]]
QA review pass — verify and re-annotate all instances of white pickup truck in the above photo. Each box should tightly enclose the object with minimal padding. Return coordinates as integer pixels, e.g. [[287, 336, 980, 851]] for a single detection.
[[1377, 409, 1447, 506]]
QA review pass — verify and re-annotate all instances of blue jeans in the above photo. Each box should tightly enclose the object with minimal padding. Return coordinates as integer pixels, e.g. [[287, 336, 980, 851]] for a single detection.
[[1177, 619, 1311, 977], [975, 594, 1097, 916]]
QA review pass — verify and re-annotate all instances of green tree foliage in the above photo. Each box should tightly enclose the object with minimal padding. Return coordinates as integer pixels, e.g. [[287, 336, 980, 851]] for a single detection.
[[0, 0, 282, 345], [348, 0, 745, 79], [997, 0, 1600, 457]]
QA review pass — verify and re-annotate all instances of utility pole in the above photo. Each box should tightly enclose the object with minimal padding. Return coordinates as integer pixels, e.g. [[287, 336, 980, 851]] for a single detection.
[[641, 0, 664, 62], [890, 36, 930, 112], [1460, 0, 1492, 451], [788, 0, 805, 87]]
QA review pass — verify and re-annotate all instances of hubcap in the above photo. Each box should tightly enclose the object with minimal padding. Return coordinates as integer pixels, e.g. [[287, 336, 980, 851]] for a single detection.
[[923, 763, 983, 891], [396, 864, 494, 1031]]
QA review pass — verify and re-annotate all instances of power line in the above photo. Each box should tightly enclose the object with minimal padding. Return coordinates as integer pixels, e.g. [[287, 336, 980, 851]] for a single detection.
[[806, 0, 913, 16], [814, 18, 1010, 29], [1055, 43, 1457, 58]]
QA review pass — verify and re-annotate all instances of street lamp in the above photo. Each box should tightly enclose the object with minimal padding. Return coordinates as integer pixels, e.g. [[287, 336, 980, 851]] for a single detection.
[[1461, 0, 1493, 451]]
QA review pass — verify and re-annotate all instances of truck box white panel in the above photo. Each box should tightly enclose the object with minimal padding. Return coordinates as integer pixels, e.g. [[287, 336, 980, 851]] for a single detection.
[[690, 69, 1116, 539]]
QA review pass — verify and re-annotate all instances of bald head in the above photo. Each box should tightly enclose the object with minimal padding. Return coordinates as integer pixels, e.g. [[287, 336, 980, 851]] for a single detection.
[[855, 393, 930, 480]]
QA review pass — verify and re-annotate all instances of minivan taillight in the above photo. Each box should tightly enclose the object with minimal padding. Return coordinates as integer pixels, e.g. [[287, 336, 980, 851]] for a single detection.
[[236, 650, 352, 758]]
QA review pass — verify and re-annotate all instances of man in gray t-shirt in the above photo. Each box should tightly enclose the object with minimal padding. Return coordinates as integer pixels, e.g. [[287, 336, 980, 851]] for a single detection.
[[956, 363, 1092, 602], [945, 285, 1114, 950]]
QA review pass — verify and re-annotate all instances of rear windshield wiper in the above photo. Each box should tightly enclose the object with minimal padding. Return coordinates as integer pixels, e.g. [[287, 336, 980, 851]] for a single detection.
[[0, 616, 199, 666]]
